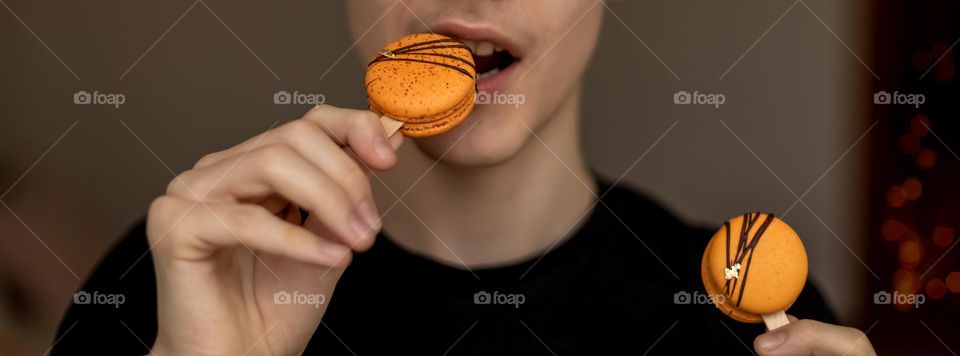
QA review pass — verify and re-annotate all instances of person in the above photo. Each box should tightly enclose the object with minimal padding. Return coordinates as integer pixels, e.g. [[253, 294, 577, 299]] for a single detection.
[[54, 1, 877, 354]]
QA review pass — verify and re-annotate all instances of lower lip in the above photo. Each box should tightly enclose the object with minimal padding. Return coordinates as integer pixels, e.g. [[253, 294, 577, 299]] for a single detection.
[[476, 60, 520, 93]]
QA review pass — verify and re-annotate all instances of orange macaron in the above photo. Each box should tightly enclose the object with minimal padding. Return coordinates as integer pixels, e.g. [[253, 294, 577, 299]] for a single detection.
[[701, 213, 808, 323], [365, 33, 477, 138]]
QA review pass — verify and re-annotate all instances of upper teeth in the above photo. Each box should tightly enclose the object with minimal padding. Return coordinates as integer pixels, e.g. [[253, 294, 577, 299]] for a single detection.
[[461, 39, 503, 56]]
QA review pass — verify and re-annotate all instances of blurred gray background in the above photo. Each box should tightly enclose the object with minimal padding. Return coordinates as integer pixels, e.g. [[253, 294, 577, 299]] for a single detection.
[[0, 0, 872, 353]]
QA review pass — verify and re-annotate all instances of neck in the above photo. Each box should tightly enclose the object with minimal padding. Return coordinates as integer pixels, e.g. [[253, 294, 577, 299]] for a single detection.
[[374, 87, 597, 268]]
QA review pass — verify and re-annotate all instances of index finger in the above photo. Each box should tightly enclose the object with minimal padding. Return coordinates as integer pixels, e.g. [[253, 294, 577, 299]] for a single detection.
[[303, 105, 402, 171]]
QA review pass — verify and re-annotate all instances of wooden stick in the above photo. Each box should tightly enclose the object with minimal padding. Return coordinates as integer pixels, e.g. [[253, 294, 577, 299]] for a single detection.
[[380, 116, 404, 137], [761, 311, 790, 331]]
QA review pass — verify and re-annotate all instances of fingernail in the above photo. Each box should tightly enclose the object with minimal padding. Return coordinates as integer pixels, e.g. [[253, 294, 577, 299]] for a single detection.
[[349, 212, 372, 241], [373, 135, 394, 160], [757, 330, 786, 349], [357, 199, 380, 230]]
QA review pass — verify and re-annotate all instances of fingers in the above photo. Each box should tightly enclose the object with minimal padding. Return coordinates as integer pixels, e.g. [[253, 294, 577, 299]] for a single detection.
[[201, 119, 375, 204], [302, 105, 400, 170], [195, 106, 400, 173], [188, 107, 399, 242], [157, 104, 393, 263], [754, 319, 876, 356], [147, 196, 352, 267], [170, 144, 379, 250]]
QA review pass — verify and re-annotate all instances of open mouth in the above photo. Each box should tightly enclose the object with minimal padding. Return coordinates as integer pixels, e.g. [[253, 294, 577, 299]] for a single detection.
[[460, 40, 519, 80], [432, 21, 525, 92]]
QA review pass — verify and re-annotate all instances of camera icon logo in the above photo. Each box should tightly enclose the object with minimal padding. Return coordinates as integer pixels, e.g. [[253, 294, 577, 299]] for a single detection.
[[474, 291, 491, 305], [274, 291, 292, 304], [274, 91, 292, 105], [873, 91, 891, 105], [73, 291, 91, 304], [475, 91, 492, 105], [74, 91, 92, 105], [874, 291, 891, 304], [673, 291, 691, 304], [673, 91, 691, 105]]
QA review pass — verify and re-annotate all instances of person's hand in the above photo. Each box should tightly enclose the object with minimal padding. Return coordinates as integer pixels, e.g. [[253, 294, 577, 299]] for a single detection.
[[754, 316, 876, 355], [147, 105, 402, 355]]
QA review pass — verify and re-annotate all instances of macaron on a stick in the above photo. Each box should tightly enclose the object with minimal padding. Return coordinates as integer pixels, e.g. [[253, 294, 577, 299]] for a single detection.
[[365, 33, 477, 138], [700, 213, 808, 330]]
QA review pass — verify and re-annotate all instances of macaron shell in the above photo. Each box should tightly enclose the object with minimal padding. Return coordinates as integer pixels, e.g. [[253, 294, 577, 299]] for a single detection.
[[365, 33, 476, 122], [368, 91, 475, 138], [701, 213, 808, 323], [397, 90, 475, 137]]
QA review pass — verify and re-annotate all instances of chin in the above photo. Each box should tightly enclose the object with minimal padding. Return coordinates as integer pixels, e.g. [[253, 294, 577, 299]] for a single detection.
[[412, 104, 536, 167]]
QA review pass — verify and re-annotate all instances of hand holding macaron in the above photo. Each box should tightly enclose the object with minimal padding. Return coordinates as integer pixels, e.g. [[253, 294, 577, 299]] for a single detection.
[[701, 213, 877, 355], [754, 316, 876, 355]]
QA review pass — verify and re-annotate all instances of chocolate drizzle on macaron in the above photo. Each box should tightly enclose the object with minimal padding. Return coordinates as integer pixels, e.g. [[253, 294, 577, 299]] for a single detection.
[[721, 212, 776, 307], [368, 38, 476, 79]]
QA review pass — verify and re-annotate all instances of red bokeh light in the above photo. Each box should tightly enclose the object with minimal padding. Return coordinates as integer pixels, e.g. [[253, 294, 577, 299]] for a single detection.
[[899, 240, 922, 266], [947, 272, 960, 293], [882, 220, 907, 241], [910, 115, 930, 136], [894, 269, 919, 294], [933, 227, 954, 247], [902, 178, 923, 200], [936, 61, 956, 82], [916, 148, 937, 169], [927, 279, 947, 300], [887, 185, 907, 207], [932, 41, 952, 58]]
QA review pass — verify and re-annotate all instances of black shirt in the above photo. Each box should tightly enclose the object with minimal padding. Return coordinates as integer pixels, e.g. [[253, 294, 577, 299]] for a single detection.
[[53, 181, 836, 355]]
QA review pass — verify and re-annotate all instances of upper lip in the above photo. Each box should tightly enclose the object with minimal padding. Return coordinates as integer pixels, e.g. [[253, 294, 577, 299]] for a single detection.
[[429, 20, 524, 58]]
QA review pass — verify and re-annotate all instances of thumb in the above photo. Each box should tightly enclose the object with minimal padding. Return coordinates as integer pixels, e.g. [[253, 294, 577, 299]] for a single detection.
[[754, 319, 876, 356]]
